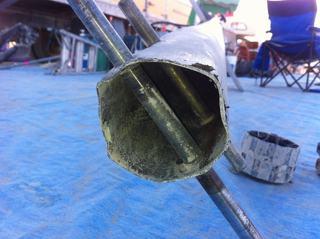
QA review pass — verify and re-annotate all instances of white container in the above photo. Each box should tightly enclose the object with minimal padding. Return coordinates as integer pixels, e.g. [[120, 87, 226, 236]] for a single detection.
[[226, 55, 237, 72]]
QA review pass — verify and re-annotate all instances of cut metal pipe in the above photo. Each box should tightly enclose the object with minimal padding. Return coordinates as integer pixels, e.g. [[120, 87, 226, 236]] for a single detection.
[[67, 0, 202, 164], [119, 0, 214, 125], [118, 1, 259, 238], [196, 167, 263, 239], [118, 0, 246, 168], [69, 1, 262, 238]]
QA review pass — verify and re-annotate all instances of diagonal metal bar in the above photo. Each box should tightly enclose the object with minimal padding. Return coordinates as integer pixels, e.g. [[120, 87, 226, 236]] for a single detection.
[[117, 1, 261, 238], [118, 0, 246, 172], [196, 167, 263, 239], [118, 0, 214, 125], [67, 0, 202, 164]]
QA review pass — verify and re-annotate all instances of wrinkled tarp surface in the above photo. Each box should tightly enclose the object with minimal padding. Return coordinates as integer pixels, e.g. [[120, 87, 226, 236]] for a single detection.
[[1, 66, 320, 238]]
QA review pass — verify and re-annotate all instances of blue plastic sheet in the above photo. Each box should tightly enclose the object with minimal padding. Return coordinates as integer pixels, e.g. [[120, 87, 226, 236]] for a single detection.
[[1, 66, 320, 238]]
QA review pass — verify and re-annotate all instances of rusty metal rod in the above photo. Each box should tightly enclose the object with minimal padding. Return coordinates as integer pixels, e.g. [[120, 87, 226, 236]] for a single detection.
[[67, 0, 202, 164], [196, 167, 263, 239], [118, 0, 246, 171]]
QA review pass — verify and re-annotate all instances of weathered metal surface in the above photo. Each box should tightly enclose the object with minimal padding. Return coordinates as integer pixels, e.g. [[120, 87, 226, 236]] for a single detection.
[[97, 18, 230, 182], [224, 143, 247, 172], [120, 65, 203, 164], [119, 0, 247, 173], [241, 131, 300, 183], [119, 0, 215, 125], [66, 2, 261, 235], [117, 3, 261, 238], [68, 0, 204, 165]]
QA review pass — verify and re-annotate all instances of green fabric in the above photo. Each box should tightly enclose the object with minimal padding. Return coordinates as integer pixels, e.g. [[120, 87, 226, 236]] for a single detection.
[[187, 0, 239, 25], [210, 0, 239, 4], [187, 9, 197, 25], [96, 49, 109, 71]]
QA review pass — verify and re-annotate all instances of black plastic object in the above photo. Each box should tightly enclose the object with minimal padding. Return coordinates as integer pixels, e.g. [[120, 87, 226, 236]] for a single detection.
[[248, 131, 299, 148]]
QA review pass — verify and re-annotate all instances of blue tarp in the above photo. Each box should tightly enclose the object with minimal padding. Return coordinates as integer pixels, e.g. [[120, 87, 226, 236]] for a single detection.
[[1, 66, 320, 238]]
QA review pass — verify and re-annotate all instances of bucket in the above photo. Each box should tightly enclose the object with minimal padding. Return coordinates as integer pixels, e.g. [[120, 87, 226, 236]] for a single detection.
[[226, 55, 237, 72]]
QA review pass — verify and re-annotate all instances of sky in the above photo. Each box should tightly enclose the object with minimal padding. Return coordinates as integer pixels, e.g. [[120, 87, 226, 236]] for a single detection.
[[232, 0, 320, 43]]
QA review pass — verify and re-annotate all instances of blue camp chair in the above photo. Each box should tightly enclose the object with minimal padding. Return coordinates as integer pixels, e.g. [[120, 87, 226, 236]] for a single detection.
[[253, 0, 320, 91]]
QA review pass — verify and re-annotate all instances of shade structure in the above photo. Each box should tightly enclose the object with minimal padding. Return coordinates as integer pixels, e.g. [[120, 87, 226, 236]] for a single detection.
[[188, 0, 239, 25]]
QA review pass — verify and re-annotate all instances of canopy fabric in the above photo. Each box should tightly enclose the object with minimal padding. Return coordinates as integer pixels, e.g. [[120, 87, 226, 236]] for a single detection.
[[188, 0, 239, 25]]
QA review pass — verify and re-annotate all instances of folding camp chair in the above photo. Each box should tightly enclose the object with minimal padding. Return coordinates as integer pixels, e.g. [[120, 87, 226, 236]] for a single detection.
[[253, 0, 320, 91]]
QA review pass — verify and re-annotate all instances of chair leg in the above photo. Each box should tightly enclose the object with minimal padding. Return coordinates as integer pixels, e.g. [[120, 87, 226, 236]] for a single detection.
[[262, 51, 287, 87], [260, 43, 267, 87], [263, 41, 314, 91], [305, 64, 320, 91]]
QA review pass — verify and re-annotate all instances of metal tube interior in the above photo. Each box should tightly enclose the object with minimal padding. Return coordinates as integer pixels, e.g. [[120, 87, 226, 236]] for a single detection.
[[68, 0, 203, 164], [118, 0, 214, 124], [121, 65, 203, 164]]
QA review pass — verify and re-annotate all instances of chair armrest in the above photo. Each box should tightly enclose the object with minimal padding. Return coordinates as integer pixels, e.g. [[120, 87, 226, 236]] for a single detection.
[[308, 26, 320, 35]]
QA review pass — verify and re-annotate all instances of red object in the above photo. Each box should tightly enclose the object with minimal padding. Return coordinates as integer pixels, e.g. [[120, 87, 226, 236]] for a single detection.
[[225, 11, 234, 17], [24, 61, 29, 66], [161, 26, 166, 32], [233, 43, 250, 62]]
